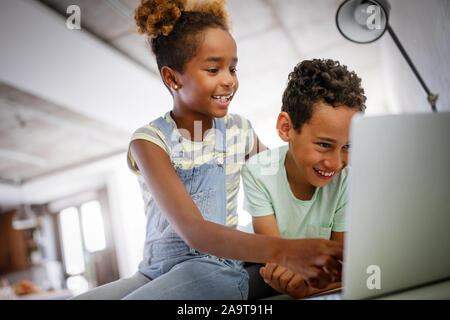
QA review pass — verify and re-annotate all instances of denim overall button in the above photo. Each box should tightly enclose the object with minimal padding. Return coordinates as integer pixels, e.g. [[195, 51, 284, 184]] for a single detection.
[[216, 156, 224, 167], [172, 162, 181, 170]]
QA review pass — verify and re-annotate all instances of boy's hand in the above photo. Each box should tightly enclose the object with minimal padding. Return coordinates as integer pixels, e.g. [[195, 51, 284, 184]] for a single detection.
[[260, 263, 309, 299], [284, 238, 343, 289]]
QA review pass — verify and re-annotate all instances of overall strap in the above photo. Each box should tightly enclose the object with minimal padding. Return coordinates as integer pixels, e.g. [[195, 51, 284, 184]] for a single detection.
[[213, 117, 227, 154], [153, 116, 183, 159], [154, 115, 227, 160]]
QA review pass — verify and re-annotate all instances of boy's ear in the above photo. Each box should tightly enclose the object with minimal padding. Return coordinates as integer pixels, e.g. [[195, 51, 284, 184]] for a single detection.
[[276, 112, 294, 142], [161, 66, 181, 91]]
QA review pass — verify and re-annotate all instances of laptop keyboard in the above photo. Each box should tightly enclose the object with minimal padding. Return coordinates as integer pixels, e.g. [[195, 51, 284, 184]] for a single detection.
[[304, 293, 342, 300]]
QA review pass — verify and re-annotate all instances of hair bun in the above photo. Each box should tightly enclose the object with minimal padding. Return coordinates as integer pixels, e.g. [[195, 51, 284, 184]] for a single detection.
[[186, 0, 230, 29], [135, 0, 187, 38]]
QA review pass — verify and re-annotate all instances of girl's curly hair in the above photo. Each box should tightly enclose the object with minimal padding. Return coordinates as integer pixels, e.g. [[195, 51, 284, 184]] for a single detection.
[[282, 59, 367, 132], [134, 0, 231, 73]]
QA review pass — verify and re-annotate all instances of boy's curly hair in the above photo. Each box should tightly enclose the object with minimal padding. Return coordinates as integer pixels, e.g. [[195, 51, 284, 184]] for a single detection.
[[134, 0, 231, 73], [282, 59, 367, 132]]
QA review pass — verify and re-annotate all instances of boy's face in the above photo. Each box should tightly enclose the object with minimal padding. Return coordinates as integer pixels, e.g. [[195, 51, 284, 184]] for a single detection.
[[278, 101, 358, 189]]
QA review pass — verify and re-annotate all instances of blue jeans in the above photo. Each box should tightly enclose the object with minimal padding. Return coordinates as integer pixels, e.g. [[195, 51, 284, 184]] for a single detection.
[[72, 255, 248, 300]]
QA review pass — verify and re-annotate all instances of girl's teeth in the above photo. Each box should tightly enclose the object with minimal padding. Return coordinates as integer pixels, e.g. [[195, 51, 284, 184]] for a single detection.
[[316, 169, 335, 177], [215, 97, 228, 103], [213, 94, 232, 101]]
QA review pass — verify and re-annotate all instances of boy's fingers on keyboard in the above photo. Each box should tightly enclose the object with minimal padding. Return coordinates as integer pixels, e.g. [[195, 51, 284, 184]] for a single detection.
[[278, 269, 296, 291], [272, 265, 288, 284], [287, 273, 306, 292], [262, 263, 278, 282], [286, 277, 309, 299], [259, 266, 265, 279]]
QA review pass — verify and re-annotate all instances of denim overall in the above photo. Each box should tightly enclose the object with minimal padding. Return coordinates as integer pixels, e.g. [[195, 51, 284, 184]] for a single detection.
[[127, 116, 249, 299]]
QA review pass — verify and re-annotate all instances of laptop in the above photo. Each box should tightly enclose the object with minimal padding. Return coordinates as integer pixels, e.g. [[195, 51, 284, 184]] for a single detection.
[[309, 112, 450, 300]]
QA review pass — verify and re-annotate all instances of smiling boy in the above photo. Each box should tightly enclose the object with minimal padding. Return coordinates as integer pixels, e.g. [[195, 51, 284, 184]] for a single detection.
[[242, 59, 367, 299]]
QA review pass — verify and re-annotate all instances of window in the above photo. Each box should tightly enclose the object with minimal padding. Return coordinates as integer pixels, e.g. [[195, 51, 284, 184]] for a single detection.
[[80, 201, 106, 253], [58, 200, 107, 294], [59, 207, 84, 276]]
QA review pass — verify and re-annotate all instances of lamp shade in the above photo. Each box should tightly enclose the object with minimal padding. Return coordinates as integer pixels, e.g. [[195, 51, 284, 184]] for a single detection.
[[336, 0, 390, 43]]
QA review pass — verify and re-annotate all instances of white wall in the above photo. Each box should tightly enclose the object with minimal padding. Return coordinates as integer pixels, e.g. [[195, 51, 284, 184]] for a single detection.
[[0, 0, 171, 133], [381, 0, 450, 113]]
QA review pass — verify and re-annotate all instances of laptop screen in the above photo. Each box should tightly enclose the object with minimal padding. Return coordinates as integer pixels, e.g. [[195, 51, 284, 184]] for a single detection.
[[342, 112, 450, 299]]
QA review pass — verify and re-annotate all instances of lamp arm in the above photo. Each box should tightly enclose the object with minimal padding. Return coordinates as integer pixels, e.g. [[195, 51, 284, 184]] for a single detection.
[[387, 25, 439, 112]]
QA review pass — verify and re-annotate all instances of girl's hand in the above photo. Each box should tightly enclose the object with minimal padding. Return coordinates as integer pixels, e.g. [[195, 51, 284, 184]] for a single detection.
[[283, 238, 343, 289], [252, 216, 343, 290], [259, 263, 309, 299]]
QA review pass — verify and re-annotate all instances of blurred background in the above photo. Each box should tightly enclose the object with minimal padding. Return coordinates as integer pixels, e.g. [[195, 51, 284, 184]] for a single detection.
[[0, 0, 448, 299]]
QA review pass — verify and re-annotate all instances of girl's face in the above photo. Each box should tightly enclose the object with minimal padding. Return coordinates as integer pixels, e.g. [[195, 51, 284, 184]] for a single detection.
[[176, 27, 239, 118], [282, 101, 358, 189]]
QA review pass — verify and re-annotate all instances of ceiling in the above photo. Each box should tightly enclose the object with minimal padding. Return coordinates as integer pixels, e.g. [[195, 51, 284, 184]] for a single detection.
[[0, 82, 129, 185], [0, 0, 389, 204], [36, 0, 388, 131], [39, 0, 161, 75]]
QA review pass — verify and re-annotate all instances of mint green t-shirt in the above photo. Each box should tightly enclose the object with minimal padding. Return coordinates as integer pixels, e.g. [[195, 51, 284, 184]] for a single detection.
[[241, 145, 348, 240]]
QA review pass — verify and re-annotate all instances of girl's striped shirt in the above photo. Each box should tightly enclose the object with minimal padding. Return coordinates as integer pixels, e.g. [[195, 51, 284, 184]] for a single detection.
[[127, 112, 255, 228]]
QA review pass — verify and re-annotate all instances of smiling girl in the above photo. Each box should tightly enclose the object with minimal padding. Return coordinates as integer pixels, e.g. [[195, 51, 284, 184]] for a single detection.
[[73, 0, 343, 300]]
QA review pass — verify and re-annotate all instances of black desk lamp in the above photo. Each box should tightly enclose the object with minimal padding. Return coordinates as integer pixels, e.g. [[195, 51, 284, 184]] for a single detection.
[[336, 0, 439, 112]]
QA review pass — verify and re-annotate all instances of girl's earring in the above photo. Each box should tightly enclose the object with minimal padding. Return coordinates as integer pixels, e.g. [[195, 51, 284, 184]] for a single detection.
[[174, 84, 179, 90]]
